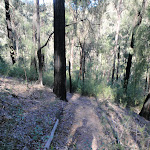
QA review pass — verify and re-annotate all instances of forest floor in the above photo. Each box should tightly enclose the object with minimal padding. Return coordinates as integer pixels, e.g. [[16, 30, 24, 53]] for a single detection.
[[0, 76, 150, 150]]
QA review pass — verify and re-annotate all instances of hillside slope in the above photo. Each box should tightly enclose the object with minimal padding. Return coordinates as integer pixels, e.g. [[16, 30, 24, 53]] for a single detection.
[[0, 76, 149, 150]]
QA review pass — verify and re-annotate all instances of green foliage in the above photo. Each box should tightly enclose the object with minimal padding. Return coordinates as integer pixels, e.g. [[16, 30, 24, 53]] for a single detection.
[[43, 71, 54, 87], [0, 0, 150, 109], [66, 70, 114, 99], [113, 81, 143, 107], [0, 59, 9, 75], [30, 125, 43, 141], [0, 60, 38, 81], [96, 83, 114, 99]]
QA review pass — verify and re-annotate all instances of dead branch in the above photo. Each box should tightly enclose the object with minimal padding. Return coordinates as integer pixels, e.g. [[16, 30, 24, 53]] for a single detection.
[[44, 119, 59, 150], [65, 18, 86, 27], [40, 31, 54, 50], [39, 19, 87, 50]]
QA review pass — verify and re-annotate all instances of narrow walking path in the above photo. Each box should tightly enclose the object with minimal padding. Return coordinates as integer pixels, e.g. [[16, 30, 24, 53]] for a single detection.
[[52, 93, 150, 150]]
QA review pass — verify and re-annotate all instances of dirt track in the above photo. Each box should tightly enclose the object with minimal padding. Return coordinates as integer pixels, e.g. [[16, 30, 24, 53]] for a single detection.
[[53, 93, 150, 150]]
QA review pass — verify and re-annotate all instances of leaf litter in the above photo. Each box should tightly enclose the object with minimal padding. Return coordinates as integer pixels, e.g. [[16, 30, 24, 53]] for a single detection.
[[0, 76, 150, 150]]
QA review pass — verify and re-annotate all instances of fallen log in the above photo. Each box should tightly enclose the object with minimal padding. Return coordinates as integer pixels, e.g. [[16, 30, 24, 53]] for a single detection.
[[44, 119, 59, 150]]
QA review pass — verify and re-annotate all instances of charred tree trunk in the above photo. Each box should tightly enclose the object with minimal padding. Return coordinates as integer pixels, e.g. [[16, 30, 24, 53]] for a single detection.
[[116, 46, 120, 80], [69, 61, 72, 93], [53, 0, 67, 101], [82, 50, 85, 95], [78, 40, 86, 94], [123, 53, 132, 91], [148, 72, 150, 92], [111, 54, 116, 84], [79, 50, 83, 80], [139, 93, 150, 121], [4, 0, 16, 64], [123, 0, 146, 91]]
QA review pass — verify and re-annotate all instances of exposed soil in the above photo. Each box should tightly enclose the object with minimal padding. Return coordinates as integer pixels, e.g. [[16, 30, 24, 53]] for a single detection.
[[0, 76, 150, 150], [52, 94, 150, 150]]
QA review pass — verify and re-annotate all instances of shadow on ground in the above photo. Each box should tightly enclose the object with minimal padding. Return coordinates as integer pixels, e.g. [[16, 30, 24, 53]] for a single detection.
[[52, 93, 150, 150]]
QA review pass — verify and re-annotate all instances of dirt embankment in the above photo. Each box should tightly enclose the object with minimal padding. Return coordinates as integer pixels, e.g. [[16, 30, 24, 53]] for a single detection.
[[0, 76, 66, 150]]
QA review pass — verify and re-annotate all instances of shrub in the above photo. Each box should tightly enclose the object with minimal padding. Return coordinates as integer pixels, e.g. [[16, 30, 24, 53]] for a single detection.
[[113, 82, 143, 107], [43, 71, 54, 88]]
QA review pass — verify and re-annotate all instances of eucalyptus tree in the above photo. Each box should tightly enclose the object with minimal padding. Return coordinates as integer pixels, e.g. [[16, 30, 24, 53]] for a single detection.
[[53, 0, 67, 101], [123, 0, 147, 91], [111, 0, 123, 84], [4, 0, 16, 64], [33, 0, 45, 85]]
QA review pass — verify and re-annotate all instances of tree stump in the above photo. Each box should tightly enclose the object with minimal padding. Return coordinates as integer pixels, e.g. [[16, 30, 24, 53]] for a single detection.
[[139, 93, 150, 121]]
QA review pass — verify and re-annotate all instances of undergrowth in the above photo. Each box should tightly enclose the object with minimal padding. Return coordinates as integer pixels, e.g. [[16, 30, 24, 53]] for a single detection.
[[0, 59, 145, 107]]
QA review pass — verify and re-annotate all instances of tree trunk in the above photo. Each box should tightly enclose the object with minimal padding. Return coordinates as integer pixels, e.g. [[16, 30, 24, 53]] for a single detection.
[[69, 61, 72, 93], [78, 40, 86, 94], [124, 0, 147, 91], [131, 0, 147, 49], [70, 38, 74, 71], [79, 50, 83, 80], [145, 66, 149, 93], [111, 0, 122, 84], [82, 50, 85, 95], [35, 0, 43, 85], [111, 53, 116, 84], [123, 53, 132, 91], [148, 72, 150, 92], [4, 0, 16, 64], [116, 46, 120, 80], [31, 12, 38, 73], [53, 0, 67, 101], [139, 93, 150, 121]]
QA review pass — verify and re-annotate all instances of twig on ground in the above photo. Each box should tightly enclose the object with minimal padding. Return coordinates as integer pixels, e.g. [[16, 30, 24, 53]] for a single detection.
[[135, 124, 138, 143]]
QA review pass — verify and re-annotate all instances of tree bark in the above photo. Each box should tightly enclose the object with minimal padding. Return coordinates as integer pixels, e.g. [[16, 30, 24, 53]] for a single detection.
[[70, 38, 74, 71], [123, 53, 132, 91], [131, 0, 147, 48], [82, 50, 85, 95], [111, 53, 116, 84], [139, 93, 150, 121], [31, 12, 38, 73], [53, 0, 67, 101], [111, 0, 122, 84], [148, 72, 150, 92], [79, 50, 83, 80], [36, 0, 43, 85], [145, 66, 149, 93], [116, 46, 120, 80], [69, 61, 72, 93], [78, 40, 86, 94], [34, 0, 44, 85], [123, 0, 146, 91], [4, 0, 16, 64]]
